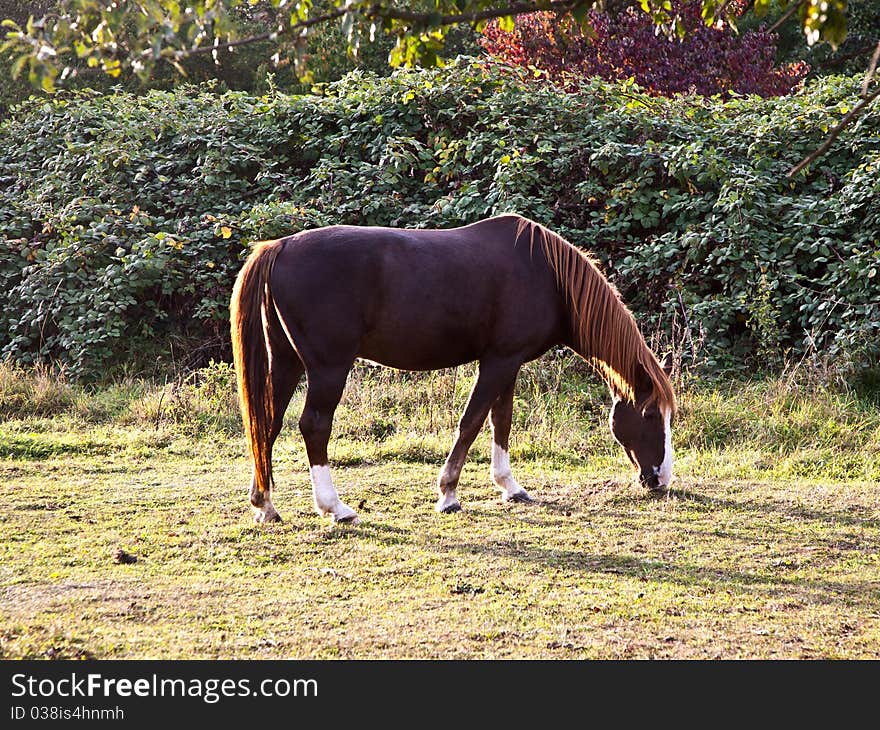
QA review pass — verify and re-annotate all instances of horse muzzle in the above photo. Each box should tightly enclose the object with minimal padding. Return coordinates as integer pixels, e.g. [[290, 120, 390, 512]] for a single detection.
[[640, 467, 665, 492]]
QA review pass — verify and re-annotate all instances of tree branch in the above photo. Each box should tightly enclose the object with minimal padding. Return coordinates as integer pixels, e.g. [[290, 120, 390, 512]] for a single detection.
[[814, 41, 877, 71], [862, 39, 880, 97], [163, 6, 351, 59], [366, 0, 583, 26], [768, 0, 803, 34], [152, 1, 586, 61], [787, 82, 880, 177]]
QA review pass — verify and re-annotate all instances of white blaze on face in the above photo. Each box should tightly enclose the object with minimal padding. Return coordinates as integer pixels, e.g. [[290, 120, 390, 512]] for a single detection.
[[658, 406, 673, 487]]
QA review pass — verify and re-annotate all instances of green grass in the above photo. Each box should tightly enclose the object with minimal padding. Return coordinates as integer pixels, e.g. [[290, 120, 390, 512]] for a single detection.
[[1, 360, 879, 659]]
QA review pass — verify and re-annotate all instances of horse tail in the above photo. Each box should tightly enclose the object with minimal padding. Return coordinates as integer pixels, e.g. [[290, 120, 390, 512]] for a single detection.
[[230, 239, 286, 497]]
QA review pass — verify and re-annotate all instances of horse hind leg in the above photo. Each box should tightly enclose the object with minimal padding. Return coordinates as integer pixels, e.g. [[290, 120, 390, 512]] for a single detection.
[[250, 349, 304, 523], [489, 378, 533, 504], [298, 365, 359, 525]]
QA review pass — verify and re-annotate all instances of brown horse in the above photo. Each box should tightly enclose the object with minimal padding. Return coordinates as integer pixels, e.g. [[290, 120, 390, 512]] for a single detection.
[[230, 214, 676, 524]]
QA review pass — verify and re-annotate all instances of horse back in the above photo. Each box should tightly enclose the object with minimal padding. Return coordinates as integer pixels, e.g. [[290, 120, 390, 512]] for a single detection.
[[269, 215, 566, 369]]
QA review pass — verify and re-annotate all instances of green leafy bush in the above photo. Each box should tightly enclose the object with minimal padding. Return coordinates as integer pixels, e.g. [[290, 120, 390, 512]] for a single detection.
[[1, 60, 878, 378]]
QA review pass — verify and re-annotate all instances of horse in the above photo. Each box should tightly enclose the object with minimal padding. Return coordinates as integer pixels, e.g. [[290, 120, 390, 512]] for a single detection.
[[230, 213, 676, 524]]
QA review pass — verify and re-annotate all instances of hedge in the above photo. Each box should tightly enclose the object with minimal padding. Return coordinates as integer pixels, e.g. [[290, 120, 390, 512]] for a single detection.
[[1, 59, 878, 378]]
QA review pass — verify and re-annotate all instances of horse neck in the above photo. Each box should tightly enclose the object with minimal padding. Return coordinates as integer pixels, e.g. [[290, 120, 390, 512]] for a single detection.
[[566, 304, 647, 406], [515, 215, 670, 408], [540, 232, 654, 405]]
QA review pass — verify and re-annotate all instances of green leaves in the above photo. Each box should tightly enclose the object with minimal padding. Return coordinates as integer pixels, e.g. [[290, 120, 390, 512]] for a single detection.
[[753, 0, 770, 17], [0, 1, 858, 90], [802, 0, 848, 49], [1, 61, 878, 378]]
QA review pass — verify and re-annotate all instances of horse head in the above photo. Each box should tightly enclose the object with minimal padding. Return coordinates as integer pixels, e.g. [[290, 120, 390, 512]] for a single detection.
[[609, 352, 674, 491]]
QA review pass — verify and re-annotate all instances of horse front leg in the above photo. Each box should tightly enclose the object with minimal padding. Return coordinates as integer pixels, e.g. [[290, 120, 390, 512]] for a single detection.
[[489, 377, 533, 504], [299, 366, 359, 524], [436, 358, 521, 513]]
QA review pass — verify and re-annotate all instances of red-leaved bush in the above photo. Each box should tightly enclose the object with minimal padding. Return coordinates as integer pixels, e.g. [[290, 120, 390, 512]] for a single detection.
[[480, 2, 809, 97]]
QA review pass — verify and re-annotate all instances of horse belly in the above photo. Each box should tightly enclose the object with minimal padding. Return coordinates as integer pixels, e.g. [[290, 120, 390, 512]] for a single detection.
[[358, 315, 486, 371]]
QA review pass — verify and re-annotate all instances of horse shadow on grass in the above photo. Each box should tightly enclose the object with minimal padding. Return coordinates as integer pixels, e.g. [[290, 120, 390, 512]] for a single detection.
[[665, 487, 880, 532], [443, 483, 880, 612], [316, 520, 413, 547], [592, 484, 880, 535], [451, 538, 880, 612]]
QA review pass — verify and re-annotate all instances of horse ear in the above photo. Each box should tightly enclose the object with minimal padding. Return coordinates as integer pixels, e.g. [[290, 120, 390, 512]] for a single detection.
[[660, 352, 674, 376]]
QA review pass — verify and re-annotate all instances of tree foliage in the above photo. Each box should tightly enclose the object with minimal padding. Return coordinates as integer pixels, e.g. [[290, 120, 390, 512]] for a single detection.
[[1, 60, 878, 378], [480, 3, 810, 97], [0, 1, 856, 92], [0, 1, 455, 118], [763, 0, 880, 78]]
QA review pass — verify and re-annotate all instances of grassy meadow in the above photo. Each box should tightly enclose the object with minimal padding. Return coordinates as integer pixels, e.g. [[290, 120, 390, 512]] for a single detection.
[[1, 357, 879, 659]]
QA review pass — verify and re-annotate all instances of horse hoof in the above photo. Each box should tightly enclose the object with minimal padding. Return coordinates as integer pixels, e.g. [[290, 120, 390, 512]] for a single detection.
[[253, 510, 282, 524], [435, 490, 461, 513], [504, 490, 534, 504], [330, 501, 359, 525]]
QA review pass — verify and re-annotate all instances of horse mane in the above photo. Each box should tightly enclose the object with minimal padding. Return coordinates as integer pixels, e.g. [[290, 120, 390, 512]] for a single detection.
[[515, 216, 676, 414]]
